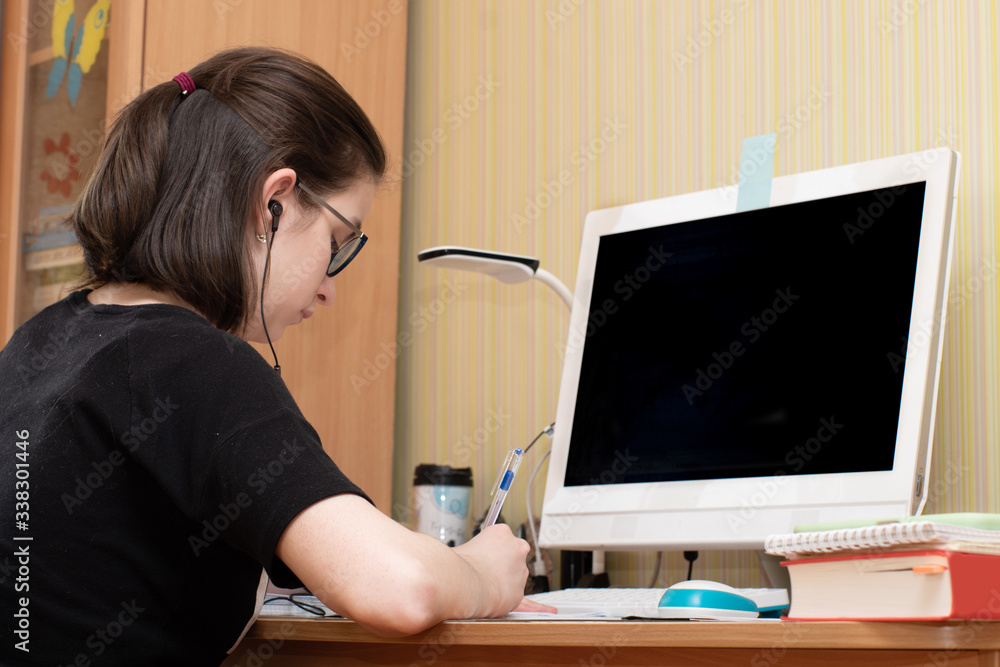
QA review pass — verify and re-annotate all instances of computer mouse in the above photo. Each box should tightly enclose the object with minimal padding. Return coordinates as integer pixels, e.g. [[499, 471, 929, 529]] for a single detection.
[[657, 579, 759, 619]]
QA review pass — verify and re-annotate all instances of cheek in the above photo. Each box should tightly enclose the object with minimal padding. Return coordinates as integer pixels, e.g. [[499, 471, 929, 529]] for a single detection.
[[275, 247, 328, 302], [275, 245, 318, 285]]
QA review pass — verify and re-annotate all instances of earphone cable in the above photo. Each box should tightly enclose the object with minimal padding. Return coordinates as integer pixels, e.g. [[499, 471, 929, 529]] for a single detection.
[[261, 230, 281, 376]]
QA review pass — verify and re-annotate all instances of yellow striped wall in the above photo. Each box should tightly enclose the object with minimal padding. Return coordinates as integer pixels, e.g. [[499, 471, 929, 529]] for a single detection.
[[393, 0, 999, 588]]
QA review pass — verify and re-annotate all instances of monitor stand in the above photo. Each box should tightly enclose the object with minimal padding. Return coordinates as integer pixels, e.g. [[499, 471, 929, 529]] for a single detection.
[[757, 550, 792, 592]]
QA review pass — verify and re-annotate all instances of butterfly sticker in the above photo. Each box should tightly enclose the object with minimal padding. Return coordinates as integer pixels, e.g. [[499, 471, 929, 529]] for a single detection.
[[46, 0, 110, 106]]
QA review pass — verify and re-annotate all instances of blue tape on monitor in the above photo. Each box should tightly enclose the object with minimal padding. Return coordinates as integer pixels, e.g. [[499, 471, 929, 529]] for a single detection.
[[736, 133, 777, 211]]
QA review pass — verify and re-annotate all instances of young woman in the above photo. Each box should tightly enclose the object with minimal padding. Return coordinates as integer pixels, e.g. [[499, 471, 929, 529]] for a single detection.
[[0, 47, 543, 665]]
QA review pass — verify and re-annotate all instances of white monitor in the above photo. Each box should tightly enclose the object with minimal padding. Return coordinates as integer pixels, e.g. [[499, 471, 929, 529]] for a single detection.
[[539, 149, 960, 551]]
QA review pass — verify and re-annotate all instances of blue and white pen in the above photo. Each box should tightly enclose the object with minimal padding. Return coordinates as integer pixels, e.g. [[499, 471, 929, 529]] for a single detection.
[[482, 447, 524, 527]]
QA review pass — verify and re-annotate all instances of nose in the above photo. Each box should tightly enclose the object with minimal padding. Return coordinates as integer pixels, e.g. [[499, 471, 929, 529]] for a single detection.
[[316, 274, 336, 306]]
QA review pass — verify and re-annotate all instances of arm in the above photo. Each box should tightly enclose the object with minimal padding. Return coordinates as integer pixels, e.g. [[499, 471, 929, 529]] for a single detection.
[[275, 493, 530, 637]]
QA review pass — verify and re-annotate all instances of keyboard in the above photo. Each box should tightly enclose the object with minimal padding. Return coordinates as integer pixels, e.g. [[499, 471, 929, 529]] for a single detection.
[[526, 585, 789, 619]]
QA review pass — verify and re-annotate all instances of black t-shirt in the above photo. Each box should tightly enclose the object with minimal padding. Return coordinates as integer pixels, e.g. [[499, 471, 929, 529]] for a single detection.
[[0, 291, 368, 665]]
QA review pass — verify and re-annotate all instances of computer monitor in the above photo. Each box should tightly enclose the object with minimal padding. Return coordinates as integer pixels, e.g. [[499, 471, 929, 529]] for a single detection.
[[538, 149, 960, 551]]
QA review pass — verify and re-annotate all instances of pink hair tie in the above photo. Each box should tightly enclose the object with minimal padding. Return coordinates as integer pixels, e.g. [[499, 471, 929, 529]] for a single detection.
[[172, 72, 196, 95]]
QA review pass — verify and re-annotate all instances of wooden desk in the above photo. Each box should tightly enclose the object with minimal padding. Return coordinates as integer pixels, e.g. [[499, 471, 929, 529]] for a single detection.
[[224, 617, 1000, 666]]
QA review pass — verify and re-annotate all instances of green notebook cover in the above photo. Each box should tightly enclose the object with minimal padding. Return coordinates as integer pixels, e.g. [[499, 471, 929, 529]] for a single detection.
[[793, 513, 1000, 533]]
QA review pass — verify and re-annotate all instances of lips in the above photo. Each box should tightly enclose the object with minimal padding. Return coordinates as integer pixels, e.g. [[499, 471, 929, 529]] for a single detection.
[[301, 310, 315, 321]]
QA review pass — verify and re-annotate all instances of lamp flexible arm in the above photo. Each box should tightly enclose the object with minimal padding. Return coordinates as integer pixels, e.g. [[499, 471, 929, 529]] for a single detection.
[[533, 268, 574, 311]]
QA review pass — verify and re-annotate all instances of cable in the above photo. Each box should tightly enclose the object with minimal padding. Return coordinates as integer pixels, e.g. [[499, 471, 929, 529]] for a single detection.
[[683, 550, 699, 580], [523, 421, 554, 454], [648, 552, 663, 588], [260, 229, 280, 376], [524, 421, 556, 577], [525, 449, 551, 575]]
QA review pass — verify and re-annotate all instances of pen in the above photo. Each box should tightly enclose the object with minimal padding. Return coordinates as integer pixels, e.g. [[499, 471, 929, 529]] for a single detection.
[[483, 447, 523, 528]]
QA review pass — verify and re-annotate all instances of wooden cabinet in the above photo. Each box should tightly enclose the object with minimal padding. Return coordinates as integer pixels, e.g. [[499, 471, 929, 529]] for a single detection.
[[0, 0, 407, 511], [0, 0, 140, 335]]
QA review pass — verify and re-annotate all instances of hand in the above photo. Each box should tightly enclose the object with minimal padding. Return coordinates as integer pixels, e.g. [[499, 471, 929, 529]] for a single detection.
[[453, 523, 530, 617], [513, 596, 558, 614]]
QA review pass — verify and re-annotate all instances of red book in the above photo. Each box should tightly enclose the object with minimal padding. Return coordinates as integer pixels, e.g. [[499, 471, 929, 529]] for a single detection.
[[781, 550, 1000, 620]]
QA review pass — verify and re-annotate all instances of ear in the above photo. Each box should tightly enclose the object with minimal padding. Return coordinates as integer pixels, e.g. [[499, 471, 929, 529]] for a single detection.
[[259, 168, 298, 233]]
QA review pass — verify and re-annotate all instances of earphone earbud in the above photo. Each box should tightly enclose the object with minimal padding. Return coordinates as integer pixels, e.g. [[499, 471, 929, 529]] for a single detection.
[[268, 200, 283, 232]]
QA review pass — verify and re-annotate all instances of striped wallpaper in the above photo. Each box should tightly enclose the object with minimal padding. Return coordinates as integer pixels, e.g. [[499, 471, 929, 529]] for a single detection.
[[393, 0, 999, 588]]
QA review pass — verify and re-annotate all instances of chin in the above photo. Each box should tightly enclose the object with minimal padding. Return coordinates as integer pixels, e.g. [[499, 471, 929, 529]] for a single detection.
[[245, 323, 287, 345]]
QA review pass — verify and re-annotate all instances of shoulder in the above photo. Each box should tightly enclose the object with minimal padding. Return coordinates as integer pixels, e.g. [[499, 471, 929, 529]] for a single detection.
[[127, 306, 257, 363], [107, 298, 294, 417]]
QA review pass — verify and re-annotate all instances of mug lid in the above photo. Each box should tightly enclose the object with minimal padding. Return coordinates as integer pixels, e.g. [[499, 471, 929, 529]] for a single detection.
[[413, 464, 473, 486]]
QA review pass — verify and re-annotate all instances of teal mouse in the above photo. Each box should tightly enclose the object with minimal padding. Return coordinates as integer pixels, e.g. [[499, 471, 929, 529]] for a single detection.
[[658, 580, 759, 618]]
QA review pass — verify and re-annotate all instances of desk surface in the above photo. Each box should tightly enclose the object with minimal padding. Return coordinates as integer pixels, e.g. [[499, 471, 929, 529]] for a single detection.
[[223, 617, 1000, 667]]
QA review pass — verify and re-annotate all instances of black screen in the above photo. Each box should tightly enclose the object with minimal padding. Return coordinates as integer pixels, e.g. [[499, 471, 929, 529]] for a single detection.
[[565, 182, 926, 486]]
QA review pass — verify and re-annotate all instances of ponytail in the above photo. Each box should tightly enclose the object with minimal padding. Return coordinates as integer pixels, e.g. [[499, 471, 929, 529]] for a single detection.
[[73, 83, 178, 284]]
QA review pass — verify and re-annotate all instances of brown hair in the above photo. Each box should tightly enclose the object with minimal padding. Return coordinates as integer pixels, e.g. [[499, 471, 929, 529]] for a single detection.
[[72, 47, 386, 333]]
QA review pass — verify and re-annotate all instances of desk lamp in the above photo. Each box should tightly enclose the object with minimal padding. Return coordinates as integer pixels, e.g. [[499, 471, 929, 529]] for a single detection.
[[417, 245, 606, 589], [417, 246, 574, 310]]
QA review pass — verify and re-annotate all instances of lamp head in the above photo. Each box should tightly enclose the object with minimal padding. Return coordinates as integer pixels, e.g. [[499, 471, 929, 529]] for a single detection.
[[417, 246, 540, 285], [418, 245, 574, 311]]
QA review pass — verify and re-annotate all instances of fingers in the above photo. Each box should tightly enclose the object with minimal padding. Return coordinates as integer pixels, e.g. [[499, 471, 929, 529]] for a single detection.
[[513, 596, 558, 614], [457, 523, 532, 616]]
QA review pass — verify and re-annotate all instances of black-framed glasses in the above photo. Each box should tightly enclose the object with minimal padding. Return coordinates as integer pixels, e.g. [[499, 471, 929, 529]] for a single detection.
[[297, 181, 368, 277]]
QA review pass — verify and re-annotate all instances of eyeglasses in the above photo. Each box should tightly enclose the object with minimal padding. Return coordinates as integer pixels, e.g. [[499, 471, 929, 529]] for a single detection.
[[296, 181, 368, 277]]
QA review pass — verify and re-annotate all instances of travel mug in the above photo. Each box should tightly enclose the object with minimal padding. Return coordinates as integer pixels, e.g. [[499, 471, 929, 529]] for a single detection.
[[412, 464, 473, 546]]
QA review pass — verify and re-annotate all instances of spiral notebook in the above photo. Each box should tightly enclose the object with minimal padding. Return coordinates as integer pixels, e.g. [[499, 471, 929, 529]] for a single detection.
[[765, 520, 1000, 559]]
